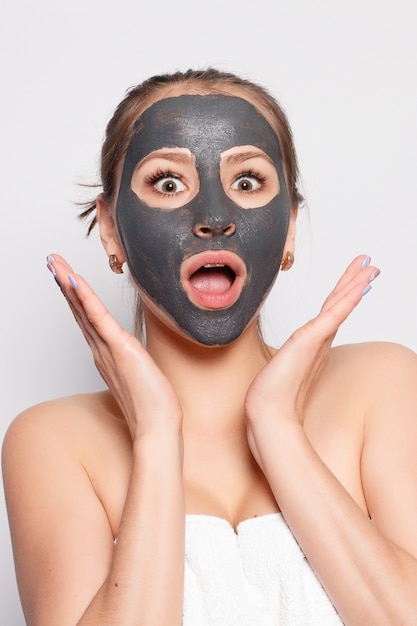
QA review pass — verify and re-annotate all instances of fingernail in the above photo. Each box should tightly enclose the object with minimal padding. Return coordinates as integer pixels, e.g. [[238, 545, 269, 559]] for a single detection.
[[47, 260, 61, 287], [362, 284, 372, 296], [47, 262, 56, 276], [68, 274, 78, 289], [361, 255, 371, 269], [369, 268, 380, 282], [47, 255, 55, 263]]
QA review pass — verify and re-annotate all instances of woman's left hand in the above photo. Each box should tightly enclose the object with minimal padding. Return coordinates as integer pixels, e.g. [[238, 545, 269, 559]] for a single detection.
[[245, 255, 379, 464]]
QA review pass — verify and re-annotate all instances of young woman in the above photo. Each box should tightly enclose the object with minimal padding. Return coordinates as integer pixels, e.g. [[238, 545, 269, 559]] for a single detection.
[[3, 68, 417, 626]]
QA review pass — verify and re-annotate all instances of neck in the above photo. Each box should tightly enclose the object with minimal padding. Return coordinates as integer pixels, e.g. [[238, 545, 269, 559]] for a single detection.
[[144, 309, 271, 435]]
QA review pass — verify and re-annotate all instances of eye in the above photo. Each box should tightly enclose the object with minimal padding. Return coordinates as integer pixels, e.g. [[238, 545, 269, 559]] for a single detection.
[[155, 176, 186, 194], [145, 171, 187, 195], [231, 171, 265, 193]]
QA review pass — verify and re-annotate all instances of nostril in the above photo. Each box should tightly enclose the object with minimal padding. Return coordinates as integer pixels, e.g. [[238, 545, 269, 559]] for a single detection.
[[192, 222, 236, 238], [224, 223, 236, 237], [193, 224, 213, 238]]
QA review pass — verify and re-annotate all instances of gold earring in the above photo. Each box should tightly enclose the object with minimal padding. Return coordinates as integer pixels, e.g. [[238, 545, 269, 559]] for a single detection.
[[281, 251, 294, 271], [109, 254, 124, 274]]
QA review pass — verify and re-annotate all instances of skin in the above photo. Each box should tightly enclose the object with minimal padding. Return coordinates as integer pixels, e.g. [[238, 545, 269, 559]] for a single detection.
[[3, 89, 417, 626]]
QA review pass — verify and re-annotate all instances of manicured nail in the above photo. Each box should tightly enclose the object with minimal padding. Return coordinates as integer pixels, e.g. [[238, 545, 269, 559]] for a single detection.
[[47, 255, 55, 263], [362, 284, 372, 296], [369, 268, 380, 282], [68, 274, 78, 289], [47, 260, 61, 287], [361, 255, 371, 269], [47, 262, 56, 276]]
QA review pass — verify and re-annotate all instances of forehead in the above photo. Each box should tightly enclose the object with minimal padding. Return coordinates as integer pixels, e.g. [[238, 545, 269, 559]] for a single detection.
[[127, 94, 282, 165]]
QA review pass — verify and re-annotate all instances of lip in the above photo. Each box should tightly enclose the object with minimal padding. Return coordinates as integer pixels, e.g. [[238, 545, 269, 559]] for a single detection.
[[180, 250, 247, 310]]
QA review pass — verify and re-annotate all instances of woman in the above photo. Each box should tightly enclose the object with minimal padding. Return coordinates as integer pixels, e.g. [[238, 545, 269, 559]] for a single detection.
[[3, 68, 417, 625]]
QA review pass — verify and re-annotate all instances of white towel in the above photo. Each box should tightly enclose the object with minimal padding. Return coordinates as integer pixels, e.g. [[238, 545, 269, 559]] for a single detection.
[[184, 513, 343, 625]]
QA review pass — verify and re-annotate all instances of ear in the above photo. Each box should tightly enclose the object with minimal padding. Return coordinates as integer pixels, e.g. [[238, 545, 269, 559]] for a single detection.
[[96, 194, 126, 262]]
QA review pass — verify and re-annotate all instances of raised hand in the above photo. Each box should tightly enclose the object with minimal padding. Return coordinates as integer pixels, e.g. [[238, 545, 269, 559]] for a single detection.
[[245, 255, 379, 457], [46, 254, 183, 440]]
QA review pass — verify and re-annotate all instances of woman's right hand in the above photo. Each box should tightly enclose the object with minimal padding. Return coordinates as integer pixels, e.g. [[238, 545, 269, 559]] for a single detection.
[[46, 254, 183, 440]]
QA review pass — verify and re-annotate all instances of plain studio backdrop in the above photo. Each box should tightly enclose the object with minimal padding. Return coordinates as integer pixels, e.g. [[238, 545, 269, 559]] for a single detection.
[[1, 0, 416, 622]]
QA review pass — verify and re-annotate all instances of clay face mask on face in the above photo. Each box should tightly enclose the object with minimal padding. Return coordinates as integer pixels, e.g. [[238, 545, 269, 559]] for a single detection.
[[116, 94, 291, 346]]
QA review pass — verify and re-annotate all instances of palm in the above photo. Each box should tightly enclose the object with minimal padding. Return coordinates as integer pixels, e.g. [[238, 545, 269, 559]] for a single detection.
[[47, 254, 183, 439], [245, 255, 378, 429]]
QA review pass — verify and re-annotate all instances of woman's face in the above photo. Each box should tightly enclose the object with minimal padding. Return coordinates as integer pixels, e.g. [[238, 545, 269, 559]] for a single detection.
[[115, 94, 292, 346]]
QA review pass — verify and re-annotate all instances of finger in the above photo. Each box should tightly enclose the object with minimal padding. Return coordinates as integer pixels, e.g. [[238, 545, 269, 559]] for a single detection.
[[64, 272, 127, 344], [304, 277, 373, 348], [46, 253, 75, 279], [47, 254, 113, 329], [332, 255, 371, 290], [46, 255, 101, 341], [64, 272, 151, 375], [58, 282, 99, 349], [320, 256, 380, 313], [46, 255, 127, 351]]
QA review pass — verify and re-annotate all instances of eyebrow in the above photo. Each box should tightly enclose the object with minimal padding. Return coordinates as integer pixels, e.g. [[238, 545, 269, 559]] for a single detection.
[[222, 150, 274, 166], [138, 150, 194, 167]]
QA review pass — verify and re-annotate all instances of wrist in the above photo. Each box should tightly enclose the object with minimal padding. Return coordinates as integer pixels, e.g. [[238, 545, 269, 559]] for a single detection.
[[247, 404, 303, 435], [248, 412, 305, 460], [132, 428, 184, 463]]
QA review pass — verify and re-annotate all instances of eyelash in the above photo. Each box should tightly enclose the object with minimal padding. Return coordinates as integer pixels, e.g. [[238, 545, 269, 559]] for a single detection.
[[143, 168, 268, 196], [235, 170, 267, 190], [144, 169, 184, 196]]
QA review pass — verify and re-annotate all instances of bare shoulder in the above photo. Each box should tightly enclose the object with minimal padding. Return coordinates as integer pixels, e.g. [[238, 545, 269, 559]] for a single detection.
[[328, 340, 417, 374], [323, 340, 417, 406], [3, 390, 125, 452], [308, 340, 413, 400], [305, 342, 417, 532], [329, 343, 417, 553], [306, 341, 416, 414], [2, 392, 131, 623], [2, 390, 131, 509], [319, 340, 417, 415], [338, 340, 417, 437], [305, 341, 417, 471]]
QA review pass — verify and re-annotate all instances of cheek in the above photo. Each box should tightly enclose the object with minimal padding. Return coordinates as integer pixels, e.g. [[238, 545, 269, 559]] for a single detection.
[[121, 208, 191, 275], [240, 206, 290, 265]]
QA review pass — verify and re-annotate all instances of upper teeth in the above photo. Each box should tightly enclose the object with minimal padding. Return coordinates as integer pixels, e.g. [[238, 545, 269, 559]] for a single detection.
[[204, 264, 225, 268]]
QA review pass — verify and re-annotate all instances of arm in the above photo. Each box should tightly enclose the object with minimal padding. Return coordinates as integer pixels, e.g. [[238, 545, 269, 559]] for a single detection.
[[246, 256, 417, 624], [2, 255, 185, 626]]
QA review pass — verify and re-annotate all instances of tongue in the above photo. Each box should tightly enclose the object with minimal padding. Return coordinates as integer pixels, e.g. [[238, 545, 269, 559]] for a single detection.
[[190, 268, 234, 293]]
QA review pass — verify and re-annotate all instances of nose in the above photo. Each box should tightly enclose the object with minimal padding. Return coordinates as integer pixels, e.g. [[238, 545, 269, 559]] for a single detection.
[[191, 194, 237, 238], [191, 181, 237, 239], [192, 219, 236, 238]]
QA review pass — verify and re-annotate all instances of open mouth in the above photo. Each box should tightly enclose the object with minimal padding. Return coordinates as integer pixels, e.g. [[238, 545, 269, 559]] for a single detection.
[[189, 264, 236, 293], [181, 251, 246, 310]]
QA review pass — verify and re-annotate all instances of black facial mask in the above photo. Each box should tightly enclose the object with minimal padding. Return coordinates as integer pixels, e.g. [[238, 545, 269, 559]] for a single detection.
[[116, 95, 291, 346]]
